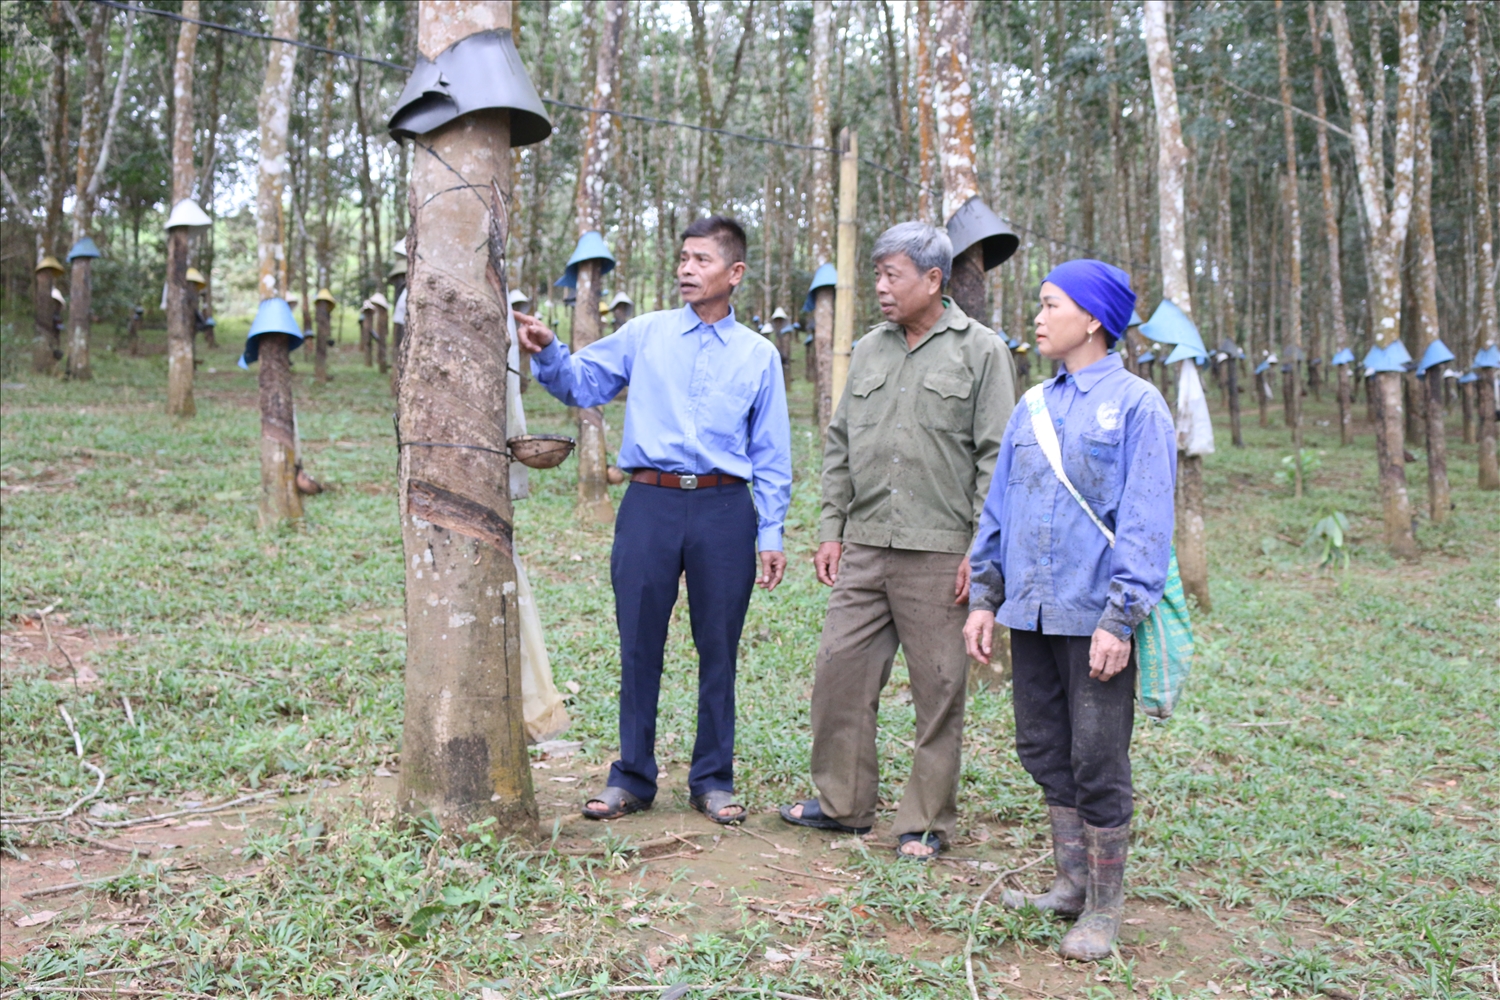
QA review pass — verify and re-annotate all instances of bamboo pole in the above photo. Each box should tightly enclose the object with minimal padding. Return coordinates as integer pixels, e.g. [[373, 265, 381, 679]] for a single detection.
[[831, 129, 858, 411]]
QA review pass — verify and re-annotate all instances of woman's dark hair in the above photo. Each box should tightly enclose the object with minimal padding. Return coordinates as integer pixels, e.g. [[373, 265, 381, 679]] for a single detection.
[[681, 215, 747, 267]]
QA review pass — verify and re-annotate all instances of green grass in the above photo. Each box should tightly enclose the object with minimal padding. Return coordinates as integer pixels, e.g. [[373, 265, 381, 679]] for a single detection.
[[1, 333, 1496, 998]]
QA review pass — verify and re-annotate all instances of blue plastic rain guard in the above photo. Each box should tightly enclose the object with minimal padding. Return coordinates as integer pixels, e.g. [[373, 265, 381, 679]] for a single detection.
[[1474, 345, 1500, 368], [1417, 339, 1456, 374], [1331, 348, 1355, 366], [1254, 359, 1272, 375], [1217, 338, 1245, 359], [1362, 344, 1407, 373], [1128, 309, 1145, 328], [239, 298, 305, 367], [1383, 340, 1413, 368], [1165, 341, 1208, 365], [387, 29, 551, 146], [1140, 300, 1204, 356], [66, 237, 102, 262], [803, 262, 839, 312], [555, 231, 616, 289], [1458, 372, 1479, 384], [1137, 352, 1156, 364]]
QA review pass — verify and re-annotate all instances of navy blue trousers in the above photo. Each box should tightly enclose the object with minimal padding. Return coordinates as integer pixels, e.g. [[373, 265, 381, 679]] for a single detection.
[[607, 481, 758, 802]]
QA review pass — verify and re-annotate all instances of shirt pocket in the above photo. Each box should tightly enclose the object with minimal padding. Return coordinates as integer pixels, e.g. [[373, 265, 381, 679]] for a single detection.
[[917, 368, 973, 433], [1077, 430, 1123, 503], [698, 381, 754, 455], [848, 370, 890, 430]]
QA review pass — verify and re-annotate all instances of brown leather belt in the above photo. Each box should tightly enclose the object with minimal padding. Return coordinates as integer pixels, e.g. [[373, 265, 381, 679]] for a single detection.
[[630, 470, 744, 490]]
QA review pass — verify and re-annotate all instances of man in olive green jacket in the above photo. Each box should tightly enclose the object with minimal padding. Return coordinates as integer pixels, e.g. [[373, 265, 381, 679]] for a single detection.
[[780, 222, 1016, 859]]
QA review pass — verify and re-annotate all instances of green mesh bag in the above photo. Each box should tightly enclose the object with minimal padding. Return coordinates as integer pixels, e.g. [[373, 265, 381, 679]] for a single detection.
[[1133, 548, 1193, 720]]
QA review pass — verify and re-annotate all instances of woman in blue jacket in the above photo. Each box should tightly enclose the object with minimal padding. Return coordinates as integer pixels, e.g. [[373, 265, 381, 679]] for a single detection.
[[964, 260, 1176, 961]]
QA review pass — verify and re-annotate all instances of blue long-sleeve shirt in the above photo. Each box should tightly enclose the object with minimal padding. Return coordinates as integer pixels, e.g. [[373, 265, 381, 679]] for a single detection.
[[531, 304, 793, 552], [968, 352, 1177, 639]]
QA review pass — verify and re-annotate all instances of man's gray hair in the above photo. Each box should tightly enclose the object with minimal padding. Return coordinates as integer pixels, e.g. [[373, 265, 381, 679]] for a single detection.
[[871, 221, 953, 284]]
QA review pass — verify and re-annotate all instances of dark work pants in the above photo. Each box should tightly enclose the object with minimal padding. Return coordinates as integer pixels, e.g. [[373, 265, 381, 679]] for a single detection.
[[608, 481, 758, 802], [1010, 628, 1136, 829]]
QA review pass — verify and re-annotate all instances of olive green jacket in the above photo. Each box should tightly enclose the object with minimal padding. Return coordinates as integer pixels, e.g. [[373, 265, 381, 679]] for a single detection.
[[819, 299, 1017, 555]]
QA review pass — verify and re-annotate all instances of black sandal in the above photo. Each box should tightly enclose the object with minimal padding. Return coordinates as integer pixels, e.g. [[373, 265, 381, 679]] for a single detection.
[[897, 831, 942, 861], [582, 785, 651, 821], [777, 799, 872, 835], [690, 789, 747, 825]]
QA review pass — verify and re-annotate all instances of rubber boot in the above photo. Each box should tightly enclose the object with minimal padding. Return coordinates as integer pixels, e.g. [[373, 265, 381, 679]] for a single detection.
[[1000, 806, 1086, 916], [1059, 821, 1130, 961]]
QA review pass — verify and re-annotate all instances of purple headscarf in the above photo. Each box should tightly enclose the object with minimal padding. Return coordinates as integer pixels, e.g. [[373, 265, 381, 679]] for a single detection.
[[1042, 260, 1137, 341]]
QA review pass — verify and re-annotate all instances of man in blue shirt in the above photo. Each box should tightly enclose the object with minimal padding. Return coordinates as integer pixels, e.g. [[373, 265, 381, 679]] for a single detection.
[[515, 216, 792, 825]]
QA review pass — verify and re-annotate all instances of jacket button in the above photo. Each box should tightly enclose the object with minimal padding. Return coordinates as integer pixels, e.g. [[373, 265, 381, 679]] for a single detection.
[[1041, 557, 1051, 566], [1090, 447, 1099, 456]]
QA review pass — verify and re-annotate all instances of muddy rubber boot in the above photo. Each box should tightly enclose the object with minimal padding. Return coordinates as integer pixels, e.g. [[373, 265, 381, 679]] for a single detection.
[[1059, 821, 1130, 962], [1001, 806, 1086, 916]]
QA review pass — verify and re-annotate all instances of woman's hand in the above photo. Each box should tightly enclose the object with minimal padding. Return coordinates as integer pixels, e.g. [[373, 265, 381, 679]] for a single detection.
[[1088, 628, 1132, 681], [964, 610, 996, 665]]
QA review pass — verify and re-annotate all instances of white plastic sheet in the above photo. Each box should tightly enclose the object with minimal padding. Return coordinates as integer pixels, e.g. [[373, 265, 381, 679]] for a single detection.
[[516, 555, 569, 743], [1175, 361, 1216, 457]]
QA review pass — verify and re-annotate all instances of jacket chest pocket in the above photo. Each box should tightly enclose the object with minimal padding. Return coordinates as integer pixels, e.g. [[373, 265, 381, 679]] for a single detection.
[[917, 369, 973, 432], [848, 370, 890, 429], [1077, 431, 1122, 502]]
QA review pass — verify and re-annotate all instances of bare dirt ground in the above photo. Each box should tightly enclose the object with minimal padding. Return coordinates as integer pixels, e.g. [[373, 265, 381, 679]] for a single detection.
[[2, 747, 1282, 997]]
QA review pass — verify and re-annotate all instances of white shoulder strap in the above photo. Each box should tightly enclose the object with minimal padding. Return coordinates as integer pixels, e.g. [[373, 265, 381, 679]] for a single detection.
[[1022, 383, 1116, 548]]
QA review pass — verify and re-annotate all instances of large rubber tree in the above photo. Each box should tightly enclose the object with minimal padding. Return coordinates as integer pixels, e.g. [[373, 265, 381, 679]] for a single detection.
[[395, 0, 537, 836]]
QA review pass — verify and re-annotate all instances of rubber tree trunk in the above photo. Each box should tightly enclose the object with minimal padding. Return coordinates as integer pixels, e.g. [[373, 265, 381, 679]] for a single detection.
[[1460, 381, 1474, 445], [1309, 1, 1354, 447], [392, 1, 536, 836], [165, 0, 199, 417], [1227, 357, 1243, 447], [397, 9, 535, 833], [375, 303, 389, 375], [362, 313, 373, 367], [1144, 0, 1210, 611], [1480, 373, 1499, 491], [572, 258, 613, 524], [1424, 372, 1449, 521], [813, 286, 835, 432], [256, 0, 301, 528], [933, 0, 984, 323], [314, 300, 330, 383], [1466, 3, 1499, 490], [1275, 0, 1304, 496], [258, 334, 302, 526], [166, 227, 196, 416], [809, 0, 834, 434], [66, 259, 92, 380], [1328, 0, 1419, 555], [32, 271, 56, 374]]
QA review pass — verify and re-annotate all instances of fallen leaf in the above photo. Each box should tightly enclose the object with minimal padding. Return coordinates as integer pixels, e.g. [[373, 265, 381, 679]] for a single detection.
[[183, 819, 212, 828], [374, 767, 394, 777], [15, 910, 58, 928], [564, 680, 581, 695], [765, 948, 791, 963], [503, 932, 522, 941], [1124, 918, 1146, 925], [1326, 789, 1347, 800], [220, 823, 245, 831], [549, 776, 578, 783], [481, 988, 505, 1000]]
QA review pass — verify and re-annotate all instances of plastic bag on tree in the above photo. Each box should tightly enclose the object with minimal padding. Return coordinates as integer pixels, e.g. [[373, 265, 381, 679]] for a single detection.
[[1175, 362, 1216, 457], [516, 555, 569, 742]]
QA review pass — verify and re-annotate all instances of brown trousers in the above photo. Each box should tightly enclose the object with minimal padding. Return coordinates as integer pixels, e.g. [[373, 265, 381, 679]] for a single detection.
[[809, 543, 970, 842]]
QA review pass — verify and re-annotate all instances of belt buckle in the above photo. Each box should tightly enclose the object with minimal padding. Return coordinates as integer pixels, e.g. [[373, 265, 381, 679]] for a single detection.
[[678, 474, 698, 490]]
